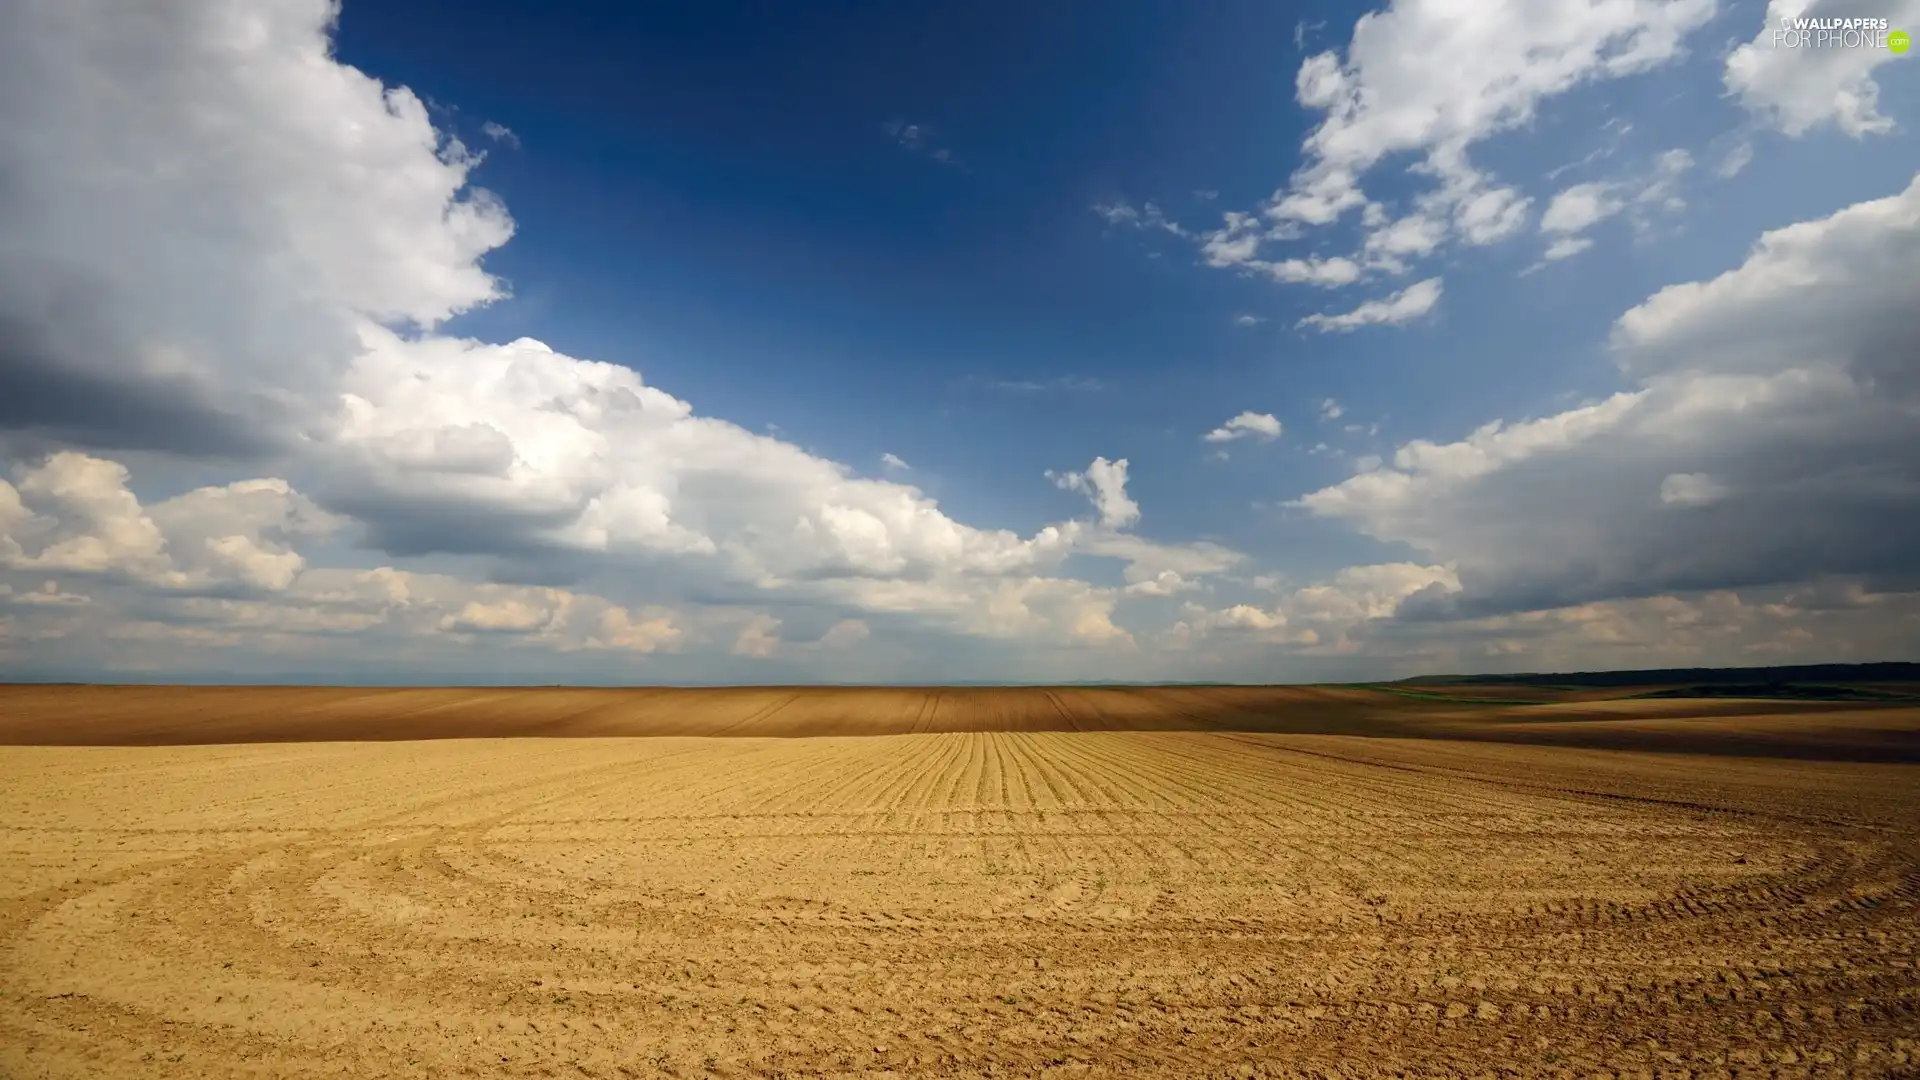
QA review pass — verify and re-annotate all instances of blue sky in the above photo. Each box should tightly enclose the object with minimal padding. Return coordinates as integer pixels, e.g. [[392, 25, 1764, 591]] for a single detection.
[[1, 0, 1917, 682], [330, 0, 1910, 555]]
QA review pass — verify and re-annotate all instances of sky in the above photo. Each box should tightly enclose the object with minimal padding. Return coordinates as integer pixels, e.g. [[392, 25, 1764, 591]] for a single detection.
[[1, 0, 1917, 684]]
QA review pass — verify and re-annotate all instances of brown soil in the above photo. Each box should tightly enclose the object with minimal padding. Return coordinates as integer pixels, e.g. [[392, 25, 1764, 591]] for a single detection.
[[3, 683, 1917, 761], [2, 688, 1917, 1077]]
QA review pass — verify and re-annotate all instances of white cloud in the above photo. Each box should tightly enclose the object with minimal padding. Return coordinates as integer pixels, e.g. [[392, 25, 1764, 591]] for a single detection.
[[817, 619, 871, 649], [1717, 141, 1755, 178], [1199, 212, 1267, 266], [880, 452, 910, 472], [0, 453, 340, 593], [0, 0, 1263, 682], [1196, 604, 1289, 632], [1177, 562, 1460, 650], [0, 451, 1168, 666], [1173, 0, 1717, 292], [1278, 0, 1713, 221], [1, 581, 92, 608], [22, 0, 1905, 683], [1199, 219, 1374, 287], [1633, 148, 1693, 216], [590, 607, 683, 653], [1208, 0, 1715, 283], [1538, 181, 1627, 261], [1124, 570, 1196, 597], [1163, 566, 1920, 675], [0, 454, 172, 582], [807, 574, 1133, 647], [480, 120, 520, 148], [1260, 256, 1365, 287], [328, 326, 1099, 589], [0, 464, 702, 661], [732, 613, 782, 658], [1543, 237, 1596, 261], [1536, 150, 1693, 262], [1283, 563, 1461, 625], [1319, 398, 1344, 421], [1658, 472, 1731, 506], [1725, 0, 1920, 137], [1298, 277, 1443, 333], [1233, 314, 1267, 326], [1084, 532, 1242, 590], [1239, 582, 1920, 676], [1452, 182, 1535, 246], [0, 0, 514, 452], [1203, 412, 1283, 443], [1049, 457, 1141, 530], [1359, 212, 1450, 272], [1094, 199, 1189, 237], [1297, 173, 1920, 616], [1542, 182, 1628, 235], [440, 598, 557, 635]]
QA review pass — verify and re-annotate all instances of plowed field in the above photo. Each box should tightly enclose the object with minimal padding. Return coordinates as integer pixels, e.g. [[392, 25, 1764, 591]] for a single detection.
[[2, 690, 1918, 1077]]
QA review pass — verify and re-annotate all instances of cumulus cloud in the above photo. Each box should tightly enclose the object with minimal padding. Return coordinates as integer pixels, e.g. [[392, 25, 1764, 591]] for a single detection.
[[1297, 172, 1920, 617], [0, 459, 697, 664], [1, 453, 339, 593], [20, 0, 1900, 684], [1167, 563, 1920, 677], [440, 598, 558, 635], [0, 0, 1263, 682], [1124, 571, 1196, 598], [1718, 141, 1756, 179], [817, 619, 871, 649], [1175, 0, 1713, 292], [732, 614, 782, 658], [1174, 562, 1461, 652], [1198, 212, 1271, 267], [1197, 214, 1366, 285], [591, 607, 683, 653], [1203, 412, 1283, 444], [1543, 183, 1628, 237], [325, 327, 1112, 591], [1298, 278, 1443, 333], [0, 0, 514, 454], [1536, 150, 1693, 263], [1262, 256, 1366, 287], [1049, 457, 1141, 530], [1725, 0, 1920, 137], [1277, 0, 1712, 225]]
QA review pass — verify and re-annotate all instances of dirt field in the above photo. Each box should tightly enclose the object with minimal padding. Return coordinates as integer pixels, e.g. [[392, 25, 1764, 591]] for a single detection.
[[2, 689, 1918, 1077], [4, 683, 1918, 761]]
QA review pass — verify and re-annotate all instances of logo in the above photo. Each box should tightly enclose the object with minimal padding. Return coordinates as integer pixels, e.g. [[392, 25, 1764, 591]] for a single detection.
[[1769, 15, 1907, 49]]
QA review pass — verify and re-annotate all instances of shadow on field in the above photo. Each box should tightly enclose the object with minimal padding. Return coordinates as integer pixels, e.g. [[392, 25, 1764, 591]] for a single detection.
[[2, 683, 1917, 762]]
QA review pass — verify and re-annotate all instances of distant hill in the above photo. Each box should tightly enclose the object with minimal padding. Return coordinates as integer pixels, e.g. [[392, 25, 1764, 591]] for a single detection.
[[1401, 662, 1920, 688], [1629, 683, 1918, 702]]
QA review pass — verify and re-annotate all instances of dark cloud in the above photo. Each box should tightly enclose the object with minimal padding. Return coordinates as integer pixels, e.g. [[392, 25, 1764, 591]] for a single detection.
[[0, 318, 289, 457], [1306, 173, 1920, 620]]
